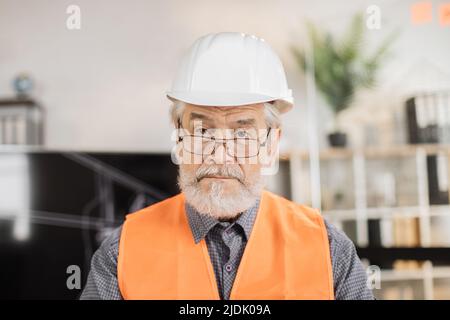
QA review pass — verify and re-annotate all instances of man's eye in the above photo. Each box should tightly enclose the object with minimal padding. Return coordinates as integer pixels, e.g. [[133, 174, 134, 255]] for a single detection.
[[194, 127, 208, 135], [235, 130, 250, 138]]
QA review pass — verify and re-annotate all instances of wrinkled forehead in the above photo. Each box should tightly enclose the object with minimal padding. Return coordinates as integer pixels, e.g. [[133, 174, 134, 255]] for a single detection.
[[182, 103, 266, 128]]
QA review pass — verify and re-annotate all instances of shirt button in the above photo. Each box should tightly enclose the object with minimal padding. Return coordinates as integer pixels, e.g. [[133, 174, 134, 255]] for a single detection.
[[225, 264, 233, 272]]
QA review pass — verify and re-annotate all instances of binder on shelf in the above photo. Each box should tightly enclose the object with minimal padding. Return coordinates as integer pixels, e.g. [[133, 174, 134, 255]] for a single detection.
[[427, 154, 450, 205], [405, 90, 450, 144]]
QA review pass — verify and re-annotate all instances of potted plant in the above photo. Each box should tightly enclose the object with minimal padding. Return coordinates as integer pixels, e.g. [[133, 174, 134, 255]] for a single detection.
[[292, 13, 396, 147]]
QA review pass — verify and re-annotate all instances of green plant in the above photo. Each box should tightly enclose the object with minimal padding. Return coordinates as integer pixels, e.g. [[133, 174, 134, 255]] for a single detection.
[[291, 13, 397, 130]]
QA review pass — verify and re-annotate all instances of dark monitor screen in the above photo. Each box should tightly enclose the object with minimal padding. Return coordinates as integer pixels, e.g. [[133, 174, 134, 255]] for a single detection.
[[0, 150, 179, 299]]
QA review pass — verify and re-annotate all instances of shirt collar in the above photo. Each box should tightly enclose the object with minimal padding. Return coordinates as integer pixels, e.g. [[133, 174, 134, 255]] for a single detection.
[[185, 197, 260, 244]]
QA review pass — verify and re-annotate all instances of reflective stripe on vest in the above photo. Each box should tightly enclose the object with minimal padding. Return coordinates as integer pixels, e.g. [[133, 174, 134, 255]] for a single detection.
[[118, 190, 334, 299]]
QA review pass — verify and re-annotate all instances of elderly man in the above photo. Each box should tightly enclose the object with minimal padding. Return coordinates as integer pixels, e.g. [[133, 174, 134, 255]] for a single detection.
[[80, 32, 374, 300]]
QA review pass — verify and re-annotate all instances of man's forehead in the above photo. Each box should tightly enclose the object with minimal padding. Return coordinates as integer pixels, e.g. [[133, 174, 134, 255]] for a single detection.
[[184, 103, 264, 121]]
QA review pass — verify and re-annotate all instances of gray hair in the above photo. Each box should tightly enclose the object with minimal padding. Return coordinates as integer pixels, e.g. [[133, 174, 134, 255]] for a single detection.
[[169, 100, 282, 128]]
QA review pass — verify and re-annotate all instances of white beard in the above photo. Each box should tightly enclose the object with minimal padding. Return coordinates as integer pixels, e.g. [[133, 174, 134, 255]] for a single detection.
[[178, 165, 265, 220]]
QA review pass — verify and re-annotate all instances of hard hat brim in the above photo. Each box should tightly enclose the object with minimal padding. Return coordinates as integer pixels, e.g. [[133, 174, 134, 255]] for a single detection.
[[166, 91, 293, 114]]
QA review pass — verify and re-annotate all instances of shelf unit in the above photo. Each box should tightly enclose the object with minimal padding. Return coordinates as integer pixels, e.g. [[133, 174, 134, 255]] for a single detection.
[[0, 98, 44, 145], [281, 144, 450, 300]]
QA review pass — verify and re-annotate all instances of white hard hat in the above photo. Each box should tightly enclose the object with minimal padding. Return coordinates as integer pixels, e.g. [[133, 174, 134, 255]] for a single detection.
[[166, 32, 293, 114]]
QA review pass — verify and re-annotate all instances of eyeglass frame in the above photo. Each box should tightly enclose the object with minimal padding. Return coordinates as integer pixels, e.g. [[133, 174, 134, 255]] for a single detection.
[[176, 119, 273, 159]]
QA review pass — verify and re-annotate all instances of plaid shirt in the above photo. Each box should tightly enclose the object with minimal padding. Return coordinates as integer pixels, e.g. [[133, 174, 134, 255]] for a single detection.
[[80, 197, 374, 300]]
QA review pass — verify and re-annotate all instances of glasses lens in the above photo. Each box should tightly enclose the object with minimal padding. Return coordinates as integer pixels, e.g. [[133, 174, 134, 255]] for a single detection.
[[232, 138, 259, 158], [183, 135, 209, 155]]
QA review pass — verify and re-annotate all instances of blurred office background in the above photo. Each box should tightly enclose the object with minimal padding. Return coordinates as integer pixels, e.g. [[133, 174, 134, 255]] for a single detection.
[[1, 0, 450, 299]]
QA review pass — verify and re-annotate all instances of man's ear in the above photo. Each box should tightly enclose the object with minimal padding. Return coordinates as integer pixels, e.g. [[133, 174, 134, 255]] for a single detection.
[[171, 136, 182, 165], [258, 127, 281, 173], [267, 127, 281, 158], [260, 127, 281, 175]]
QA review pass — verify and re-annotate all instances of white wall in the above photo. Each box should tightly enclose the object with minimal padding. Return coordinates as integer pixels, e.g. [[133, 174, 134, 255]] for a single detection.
[[1, 0, 449, 152]]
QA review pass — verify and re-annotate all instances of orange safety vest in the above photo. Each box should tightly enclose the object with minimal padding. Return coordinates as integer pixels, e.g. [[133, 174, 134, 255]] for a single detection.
[[118, 190, 334, 300]]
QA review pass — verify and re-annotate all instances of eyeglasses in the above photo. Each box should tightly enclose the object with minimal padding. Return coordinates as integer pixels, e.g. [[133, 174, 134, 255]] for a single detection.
[[176, 120, 272, 158]]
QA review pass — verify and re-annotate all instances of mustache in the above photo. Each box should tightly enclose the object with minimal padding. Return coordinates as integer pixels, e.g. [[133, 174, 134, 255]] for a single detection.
[[196, 165, 244, 182]]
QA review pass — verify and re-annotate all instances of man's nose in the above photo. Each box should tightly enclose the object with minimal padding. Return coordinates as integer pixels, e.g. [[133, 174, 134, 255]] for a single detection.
[[204, 142, 235, 165]]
